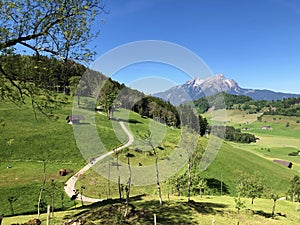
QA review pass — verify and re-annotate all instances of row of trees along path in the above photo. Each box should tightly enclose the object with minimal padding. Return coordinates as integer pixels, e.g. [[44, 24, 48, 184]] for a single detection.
[[64, 119, 134, 203]]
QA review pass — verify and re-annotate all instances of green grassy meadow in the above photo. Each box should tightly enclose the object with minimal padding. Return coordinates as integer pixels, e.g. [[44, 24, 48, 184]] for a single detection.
[[0, 98, 126, 217], [1, 102, 300, 224]]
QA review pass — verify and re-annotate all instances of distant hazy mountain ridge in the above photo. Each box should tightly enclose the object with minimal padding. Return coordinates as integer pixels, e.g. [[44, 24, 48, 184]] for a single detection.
[[154, 74, 300, 105]]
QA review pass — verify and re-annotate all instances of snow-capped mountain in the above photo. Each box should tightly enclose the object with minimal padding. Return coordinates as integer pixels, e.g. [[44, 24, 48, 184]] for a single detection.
[[154, 74, 300, 105]]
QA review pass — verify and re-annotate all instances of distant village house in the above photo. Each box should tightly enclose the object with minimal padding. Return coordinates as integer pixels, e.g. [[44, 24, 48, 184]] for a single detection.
[[261, 125, 271, 130], [59, 169, 67, 176], [273, 159, 293, 169], [66, 115, 85, 124]]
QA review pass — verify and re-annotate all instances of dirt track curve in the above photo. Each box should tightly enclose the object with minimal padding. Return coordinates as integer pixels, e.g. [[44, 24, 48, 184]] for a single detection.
[[64, 120, 134, 203]]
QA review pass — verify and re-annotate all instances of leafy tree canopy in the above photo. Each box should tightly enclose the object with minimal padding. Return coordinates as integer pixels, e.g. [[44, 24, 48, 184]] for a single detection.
[[0, 0, 106, 115]]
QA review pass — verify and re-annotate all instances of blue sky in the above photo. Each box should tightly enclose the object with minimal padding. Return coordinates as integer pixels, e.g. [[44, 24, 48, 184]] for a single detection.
[[89, 0, 300, 94]]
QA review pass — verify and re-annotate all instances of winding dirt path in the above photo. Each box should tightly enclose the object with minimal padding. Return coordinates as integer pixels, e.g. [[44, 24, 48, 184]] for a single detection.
[[64, 120, 134, 203]]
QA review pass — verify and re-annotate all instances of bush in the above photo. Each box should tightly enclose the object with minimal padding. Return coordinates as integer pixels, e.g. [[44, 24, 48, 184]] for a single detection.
[[288, 151, 299, 156]]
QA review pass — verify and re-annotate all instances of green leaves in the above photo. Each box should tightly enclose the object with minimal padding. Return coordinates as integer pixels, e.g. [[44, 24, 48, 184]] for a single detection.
[[236, 171, 266, 204], [288, 175, 300, 202], [0, 0, 106, 114]]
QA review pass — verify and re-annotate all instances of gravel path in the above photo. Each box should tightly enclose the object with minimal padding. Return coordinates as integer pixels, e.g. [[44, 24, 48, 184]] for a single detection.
[[64, 120, 134, 203]]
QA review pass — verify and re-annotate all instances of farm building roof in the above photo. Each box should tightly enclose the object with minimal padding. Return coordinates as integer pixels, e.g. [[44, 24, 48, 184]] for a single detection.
[[273, 159, 293, 168], [66, 115, 85, 121]]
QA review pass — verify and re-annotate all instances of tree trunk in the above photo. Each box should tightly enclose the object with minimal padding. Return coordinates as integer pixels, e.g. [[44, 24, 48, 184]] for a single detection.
[[187, 157, 191, 202], [155, 155, 163, 205], [9, 201, 14, 215], [51, 180, 55, 217], [117, 154, 122, 200], [108, 160, 111, 199], [124, 157, 132, 217], [176, 180, 180, 196], [80, 188, 84, 207], [37, 160, 46, 219], [251, 197, 254, 214], [0, 214, 3, 225], [107, 107, 112, 120], [77, 95, 80, 108], [61, 191, 64, 210], [272, 199, 277, 217], [220, 173, 223, 196]]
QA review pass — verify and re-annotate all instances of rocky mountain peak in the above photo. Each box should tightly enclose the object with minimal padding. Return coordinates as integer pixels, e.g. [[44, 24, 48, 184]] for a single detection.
[[154, 74, 300, 105]]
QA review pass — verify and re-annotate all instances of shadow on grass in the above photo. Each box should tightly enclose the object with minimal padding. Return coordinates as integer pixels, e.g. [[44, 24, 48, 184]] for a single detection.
[[185, 200, 227, 215], [51, 196, 229, 224], [254, 210, 286, 219], [206, 178, 230, 195], [73, 122, 90, 125], [129, 199, 195, 225], [111, 118, 142, 124]]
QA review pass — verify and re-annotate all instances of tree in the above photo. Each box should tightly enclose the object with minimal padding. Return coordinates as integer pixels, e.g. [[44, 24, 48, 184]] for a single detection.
[[80, 185, 85, 207], [197, 178, 207, 198], [139, 130, 163, 205], [0, 117, 5, 132], [288, 175, 300, 211], [97, 79, 125, 119], [37, 160, 47, 219], [181, 128, 198, 201], [124, 152, 133, 217], [167, 175, 183, 196], [234, 194, 245, 215], [199, 115, 208, 137], [0, 0, 106, 113], [50, 179, 56, 217], [7, 196, 18, 215], [237, 171, 265, 212], [71, 189, 79, 208], [115, 151, 122, 200], [270, 193, 279, 217]]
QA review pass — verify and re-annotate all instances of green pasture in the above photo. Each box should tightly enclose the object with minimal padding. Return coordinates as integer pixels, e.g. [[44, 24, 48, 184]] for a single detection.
[[200, 141, 298, 196], [1, 101, 300, 222], [206, 109, 300, 170], [0, 98, 126, 216], [114, 109, 181, 165], [239, 121, 300, 139], [0, 99, 84, 163], [76, 138, 296, 199], [0, 161, 81, 188], [203, 109, 260, 125]]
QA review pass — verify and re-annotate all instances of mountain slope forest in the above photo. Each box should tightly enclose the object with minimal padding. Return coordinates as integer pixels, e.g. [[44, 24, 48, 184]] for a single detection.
[[193, 92, 300, 116], [1, 54, 181, 127]]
